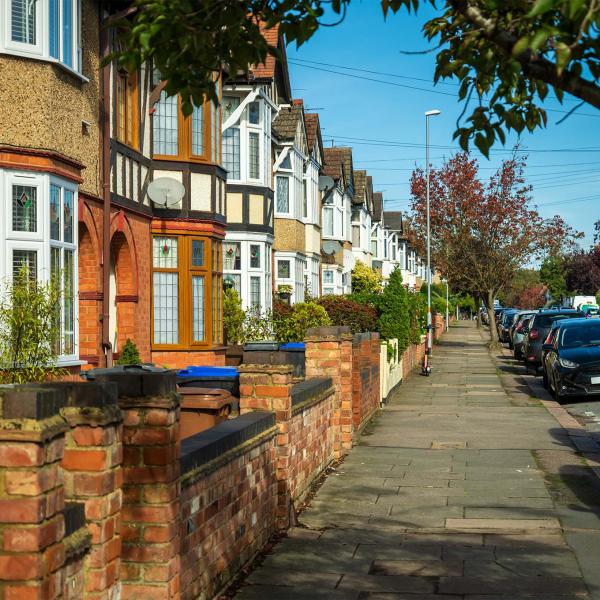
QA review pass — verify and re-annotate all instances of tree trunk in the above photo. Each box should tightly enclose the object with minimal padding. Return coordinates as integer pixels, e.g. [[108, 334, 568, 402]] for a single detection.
[[487, 290, 498, 342], [475, 295, 482, 328]]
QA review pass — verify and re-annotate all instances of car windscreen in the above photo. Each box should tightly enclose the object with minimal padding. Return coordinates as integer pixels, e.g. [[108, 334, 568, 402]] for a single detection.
[[536, 314, 579, 328], [560, 322, 600, 348], [502, 312, 517, 325]]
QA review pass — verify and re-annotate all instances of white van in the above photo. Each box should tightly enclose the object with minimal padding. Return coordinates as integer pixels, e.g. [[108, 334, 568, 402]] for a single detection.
[[563, 295, 597, 310]]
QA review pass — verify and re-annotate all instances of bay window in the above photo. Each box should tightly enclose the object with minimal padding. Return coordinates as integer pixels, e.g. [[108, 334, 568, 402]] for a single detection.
[[221, 94, 271, 184], [2, 170, 78, 361], [322, 190, 345, 239], [5, 0, 82, 73], [153, 89, 221, 164], [152, 235, 223, 348]]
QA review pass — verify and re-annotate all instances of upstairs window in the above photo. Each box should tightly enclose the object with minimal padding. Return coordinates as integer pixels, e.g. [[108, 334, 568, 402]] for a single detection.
[[7, 0, 81, 72], [115, 70, 139, 149], [152, 87, 221, 164]]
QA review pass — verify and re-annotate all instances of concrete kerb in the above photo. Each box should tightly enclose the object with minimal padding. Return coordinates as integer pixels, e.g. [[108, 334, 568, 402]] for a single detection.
[[495, 340, 600, 483]]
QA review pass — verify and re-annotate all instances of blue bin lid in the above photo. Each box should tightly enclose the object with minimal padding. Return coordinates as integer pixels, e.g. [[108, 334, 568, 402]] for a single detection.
[[177, 366, 239, 378], [279, 342, 305, 350]]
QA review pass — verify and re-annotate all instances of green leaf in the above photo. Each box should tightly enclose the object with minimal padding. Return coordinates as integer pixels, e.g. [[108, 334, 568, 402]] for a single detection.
[[530, 28, 550, 52], [555, 42, 572, 75], [474, 132, 490, 157], [569, 0, 586, 19], [512, 36, 531, 57], [528, 0, 557, 18]]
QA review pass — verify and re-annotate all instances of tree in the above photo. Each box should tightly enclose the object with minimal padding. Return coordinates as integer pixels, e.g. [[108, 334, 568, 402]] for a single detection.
[[498, 268, 541, 306], [115, 339, 142, 365], [514, 284, 547, 309], [539, 255, 567, 300], [564, 247, 600, 294], [351, 261, 383, 295], [110, 1, 600, 152], [409, 152, 580, 341]]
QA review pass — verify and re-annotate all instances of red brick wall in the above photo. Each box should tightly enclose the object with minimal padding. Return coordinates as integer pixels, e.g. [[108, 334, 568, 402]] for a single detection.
[[238, 365, 336, 527], [179, 434, 277, 599], [151, 349, 226, 369], [304, 327, 354, 456], [352, 333, 381, 432]]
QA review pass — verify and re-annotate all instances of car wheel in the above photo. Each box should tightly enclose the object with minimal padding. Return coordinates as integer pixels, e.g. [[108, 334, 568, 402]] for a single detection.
[[542, 368, 548, 389], [553, 375, 564, 404]]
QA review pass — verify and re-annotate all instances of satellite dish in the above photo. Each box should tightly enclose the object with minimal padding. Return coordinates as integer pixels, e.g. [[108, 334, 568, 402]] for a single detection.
[[148, 177, 185, 207], [318, 175, 335, 193], [322, 240, 342, 255]]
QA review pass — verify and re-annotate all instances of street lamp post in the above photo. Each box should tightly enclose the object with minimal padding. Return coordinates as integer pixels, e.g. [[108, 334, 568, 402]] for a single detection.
[[445, 280, 449, 332], [425, 109, 441, 357]]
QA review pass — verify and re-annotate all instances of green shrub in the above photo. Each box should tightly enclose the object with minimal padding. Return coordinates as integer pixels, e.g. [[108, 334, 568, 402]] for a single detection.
[[376, 268, 411, 350], [223, 289, 245, 344], [0, 266, 65, 384], [351, 261, 383, 295], [242, 309, 275, 342], [274, 302, 331, 343], [317, 295, 378, 334], [408, 291, 427, 344], [115, 339, 141, 365]]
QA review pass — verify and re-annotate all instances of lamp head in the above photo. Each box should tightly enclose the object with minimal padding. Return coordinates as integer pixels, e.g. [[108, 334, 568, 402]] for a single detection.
[[425, 109, 441, 117]]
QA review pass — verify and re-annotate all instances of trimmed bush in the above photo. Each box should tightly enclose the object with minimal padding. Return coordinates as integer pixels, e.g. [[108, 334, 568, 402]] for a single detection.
[[318, 295, 378, 334], [223, 289, 245, 344], [377, 268, 411, 350], [351, 261, 383, 295], [274, 302, 331, 343]]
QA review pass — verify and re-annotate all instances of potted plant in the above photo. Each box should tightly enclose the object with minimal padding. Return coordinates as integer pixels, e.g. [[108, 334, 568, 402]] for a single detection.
[[277, 284, 293, 305]]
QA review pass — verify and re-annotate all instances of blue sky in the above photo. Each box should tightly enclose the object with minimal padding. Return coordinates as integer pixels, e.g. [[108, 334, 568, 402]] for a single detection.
[[287, 2, 600, 247]]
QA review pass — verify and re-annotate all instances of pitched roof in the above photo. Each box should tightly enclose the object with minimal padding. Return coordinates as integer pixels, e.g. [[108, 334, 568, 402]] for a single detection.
[[304, 112, 323, 159], [322, 147, 345, 182], [252, 25, 279, 79], [383, 211, 404, 234], [372, 192, 383, 222], [272, 104, 303, 141], [365, 176, 374, 213], [353, 170, 367, 206]]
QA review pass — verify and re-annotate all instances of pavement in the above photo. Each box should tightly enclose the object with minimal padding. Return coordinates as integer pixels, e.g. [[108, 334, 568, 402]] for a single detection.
[[231, 321, 600, 600]]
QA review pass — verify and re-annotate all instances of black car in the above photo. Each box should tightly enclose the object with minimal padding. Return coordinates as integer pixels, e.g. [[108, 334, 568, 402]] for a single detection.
[[522, 309, 583, 373], [542, 318, 600, 402], [498, 309, 519, 343]]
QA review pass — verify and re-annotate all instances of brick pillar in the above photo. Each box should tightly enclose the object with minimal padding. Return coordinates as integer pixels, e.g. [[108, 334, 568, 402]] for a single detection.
[[0, 386, 70, 599], [59, 382, 122, 599], [239, 364, 294, 529], [305, 326, 354, 457], [96, 371, 181, 600]]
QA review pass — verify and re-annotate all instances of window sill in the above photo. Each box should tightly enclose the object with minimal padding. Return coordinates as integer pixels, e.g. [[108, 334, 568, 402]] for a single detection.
[[0, 48, 89, 83], [58, 359, 88, 368]]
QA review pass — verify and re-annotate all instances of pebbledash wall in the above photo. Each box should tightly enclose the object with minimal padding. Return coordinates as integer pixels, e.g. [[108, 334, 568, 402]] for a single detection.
[[0, 323, 441, 598]]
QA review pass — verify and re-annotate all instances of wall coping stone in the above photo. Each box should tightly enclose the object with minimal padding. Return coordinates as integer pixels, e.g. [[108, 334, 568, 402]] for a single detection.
[[118, 392, 180, 411], [92, 370, 177, 398], [238, 364, 294, 375], [180, 411, 276, 475], [0, 385, 66, 419], [305, 325, 354, 342], [291, 378, 333, 407]]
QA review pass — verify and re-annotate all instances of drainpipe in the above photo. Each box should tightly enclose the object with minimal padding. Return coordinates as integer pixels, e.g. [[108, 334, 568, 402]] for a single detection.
[[99, 4, 113, 367]]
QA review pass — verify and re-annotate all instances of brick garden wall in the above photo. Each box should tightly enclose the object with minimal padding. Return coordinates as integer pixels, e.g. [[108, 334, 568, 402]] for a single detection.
[[0, 370, 336, 599], [352, 332, 381, 432]]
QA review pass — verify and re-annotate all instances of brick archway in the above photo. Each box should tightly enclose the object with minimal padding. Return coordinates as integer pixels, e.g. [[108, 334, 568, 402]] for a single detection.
[[110, 231, 137, 355], [78, 219, 102, 364]]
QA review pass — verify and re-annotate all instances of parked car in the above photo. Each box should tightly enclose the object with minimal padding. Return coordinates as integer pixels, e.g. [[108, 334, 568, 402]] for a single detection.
[[512, 313, 536, 359], [498, 309, 519, 343], [508, 310, 535, 349], [542, 318, 600, 402], [581, 304, 600, 318], [522, 309, 583, 373]]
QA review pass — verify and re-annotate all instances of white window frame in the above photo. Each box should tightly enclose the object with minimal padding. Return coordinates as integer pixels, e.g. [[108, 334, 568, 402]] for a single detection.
[[1, 169, 79, 363], [2, 0, 84, 77], [275, 174, 291, 217]]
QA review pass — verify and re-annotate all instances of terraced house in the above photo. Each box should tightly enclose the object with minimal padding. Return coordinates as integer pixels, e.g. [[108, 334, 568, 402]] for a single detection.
[[321, 147, 353, 295], [221, 26, 290, 313], [0, 0, 101, 371]]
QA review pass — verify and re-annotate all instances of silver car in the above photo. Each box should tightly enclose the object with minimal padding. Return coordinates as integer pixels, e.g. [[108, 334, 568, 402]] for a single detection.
[[512, 312, 536, 359]]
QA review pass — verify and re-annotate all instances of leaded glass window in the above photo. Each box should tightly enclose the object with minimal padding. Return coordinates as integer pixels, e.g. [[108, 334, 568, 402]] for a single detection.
[[248, 132, 260, 179], [50, 184, 60, 240], [12, 184, 37, 232], [192, 240, 204, 267], [153, 273, 179, 344], [224, 242, 241, 271], [153, 237, 178, 268], [191, 104, 204, 156], [250, 244, 260, 269], [192, 276, 205, 341], [222, 128, 240, 180], [13, 249, 37, 280], [278, 260, 290, 279], [250, 276, 261, 310], [153, 92, 178, 155], [276, 177, 289, 213]]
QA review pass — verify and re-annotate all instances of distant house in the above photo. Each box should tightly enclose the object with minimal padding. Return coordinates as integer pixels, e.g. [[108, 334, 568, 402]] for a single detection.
[[272, 102, 310, 303], [321, 147, 354, 295], [352, 171, 374, 267], [220, 25, 290, 313]]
